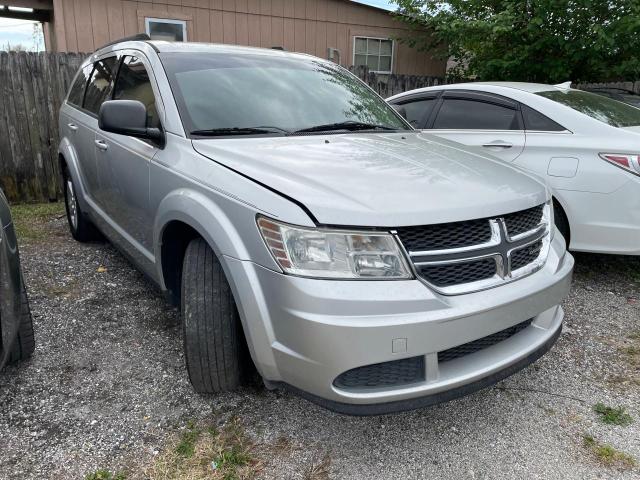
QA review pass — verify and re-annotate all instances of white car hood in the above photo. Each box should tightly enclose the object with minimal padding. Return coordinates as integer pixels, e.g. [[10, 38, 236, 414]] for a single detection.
[[193, 132, 548, 227]]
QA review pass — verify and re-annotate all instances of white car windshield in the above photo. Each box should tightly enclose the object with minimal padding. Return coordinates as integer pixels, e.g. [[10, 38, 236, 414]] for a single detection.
[[537, 89, 640, 128], [160, 52, 410, 136]]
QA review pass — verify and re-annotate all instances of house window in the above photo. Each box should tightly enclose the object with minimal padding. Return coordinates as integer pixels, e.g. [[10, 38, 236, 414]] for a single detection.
[[353, 37, 393, 73], [145, 18, 187, 42]]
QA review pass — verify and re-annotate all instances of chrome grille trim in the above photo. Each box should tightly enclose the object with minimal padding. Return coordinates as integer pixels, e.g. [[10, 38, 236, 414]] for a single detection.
[[395, 202, 552, 295]]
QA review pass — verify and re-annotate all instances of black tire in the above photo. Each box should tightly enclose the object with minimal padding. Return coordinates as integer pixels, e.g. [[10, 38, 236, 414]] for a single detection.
[[182, 237, 244, 393], [63, 168, 98, 242], [553, 200, 571, 248], [8, 286, 34, 364]]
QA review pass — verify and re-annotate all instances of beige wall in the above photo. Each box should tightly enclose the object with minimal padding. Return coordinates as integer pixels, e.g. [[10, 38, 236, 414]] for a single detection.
[[48, 0, 445, 76]]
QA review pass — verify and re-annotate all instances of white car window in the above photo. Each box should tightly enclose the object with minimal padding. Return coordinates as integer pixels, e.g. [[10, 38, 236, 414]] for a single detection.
[[433, 99, 520, 130], [537, 90, 640, 127]]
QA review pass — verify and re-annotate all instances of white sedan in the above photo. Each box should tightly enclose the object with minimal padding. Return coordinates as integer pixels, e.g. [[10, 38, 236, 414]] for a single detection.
[[388, 82, 640, 255]]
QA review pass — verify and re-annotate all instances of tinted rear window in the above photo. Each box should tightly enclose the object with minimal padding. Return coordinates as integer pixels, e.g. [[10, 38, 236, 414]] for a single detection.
[[537, 90, 640, 127]]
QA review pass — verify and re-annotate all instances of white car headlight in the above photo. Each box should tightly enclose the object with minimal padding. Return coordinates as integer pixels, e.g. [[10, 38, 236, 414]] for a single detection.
[[257, 217, 413, 279]]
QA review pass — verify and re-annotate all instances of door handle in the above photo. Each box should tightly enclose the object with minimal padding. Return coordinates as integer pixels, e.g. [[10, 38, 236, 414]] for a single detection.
[[482, 141, 513, 149], [68, 123, 78, 131], [95, 140, 109, 151]]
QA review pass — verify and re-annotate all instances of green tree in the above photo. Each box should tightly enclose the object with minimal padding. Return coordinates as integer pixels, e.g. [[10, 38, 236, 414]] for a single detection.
[[392, 0, 640, 83]]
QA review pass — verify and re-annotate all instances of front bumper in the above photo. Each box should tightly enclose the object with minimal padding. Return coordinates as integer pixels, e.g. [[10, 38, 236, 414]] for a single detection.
[[224, 234, 574, 414]]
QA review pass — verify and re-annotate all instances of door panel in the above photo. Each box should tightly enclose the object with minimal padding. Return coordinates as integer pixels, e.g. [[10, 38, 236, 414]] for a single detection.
[[94, 55, 160, 253], [425, 96, 526, 162], [427, 130, 526, 162], [94, 131, 157, 251]]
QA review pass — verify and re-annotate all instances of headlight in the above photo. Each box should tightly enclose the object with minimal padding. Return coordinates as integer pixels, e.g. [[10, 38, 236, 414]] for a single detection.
[[257, 217, 413, 279]]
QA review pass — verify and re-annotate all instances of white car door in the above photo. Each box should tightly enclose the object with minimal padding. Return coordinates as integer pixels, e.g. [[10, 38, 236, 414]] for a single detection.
[[424, 91, 526, 162]]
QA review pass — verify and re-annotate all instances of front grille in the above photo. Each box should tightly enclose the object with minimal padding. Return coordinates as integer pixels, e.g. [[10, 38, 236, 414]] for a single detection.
[[511, 240, 543, 271], [417, 257, 496, 287], [333, 356, 425, 391], [395, 218, 491, 251], [438, 318, 533, 363], [503, 204, 544, 237], [396, 203, 547, 292]]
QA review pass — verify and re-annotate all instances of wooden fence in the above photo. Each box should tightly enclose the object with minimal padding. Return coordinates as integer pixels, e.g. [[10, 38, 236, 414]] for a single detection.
[[350, 66, 445, 97], [0, 53, 445, 203], [0, 51, 86, 203]]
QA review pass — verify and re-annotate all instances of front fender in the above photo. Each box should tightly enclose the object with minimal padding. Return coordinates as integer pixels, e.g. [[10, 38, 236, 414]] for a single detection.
[[153, 188, 271, 289], [58, 137, 90, 212]]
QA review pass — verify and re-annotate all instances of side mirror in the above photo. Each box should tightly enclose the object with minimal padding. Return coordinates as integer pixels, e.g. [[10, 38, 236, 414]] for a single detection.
[[98, 100, 165, 147]]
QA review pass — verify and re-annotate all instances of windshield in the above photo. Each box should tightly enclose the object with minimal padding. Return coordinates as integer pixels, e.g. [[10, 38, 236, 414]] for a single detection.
[[537, 90, 640, 127], [159, 52, 409, 136]]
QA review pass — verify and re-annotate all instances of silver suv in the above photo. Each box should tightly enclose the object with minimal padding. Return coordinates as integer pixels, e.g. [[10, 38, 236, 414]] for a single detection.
[[58, 37, 574, 415]]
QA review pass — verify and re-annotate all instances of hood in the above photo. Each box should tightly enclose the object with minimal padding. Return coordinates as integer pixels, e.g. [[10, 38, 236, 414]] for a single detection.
[[193, 132, 548, 227], [621, 126, 640, 134]]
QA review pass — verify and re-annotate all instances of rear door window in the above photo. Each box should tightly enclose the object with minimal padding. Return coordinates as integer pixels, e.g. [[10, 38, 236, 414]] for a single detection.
[[113, 56, 160, 128], [433, 98, 520, 130], [67, 65, 93, 108], [84, 57, 118, 115]]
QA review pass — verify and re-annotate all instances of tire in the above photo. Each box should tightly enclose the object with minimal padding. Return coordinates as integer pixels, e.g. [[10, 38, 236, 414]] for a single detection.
[[8, 286, 34, 364], [553, 201, 570, 248], [182, 237, 245, 393], [63, 168, 98, 242]]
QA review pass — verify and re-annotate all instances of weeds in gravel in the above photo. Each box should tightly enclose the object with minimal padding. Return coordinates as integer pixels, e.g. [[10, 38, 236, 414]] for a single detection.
[[85, 470, 127, 480], [9, 202, 65, 241], [583, 435, 636, 469], [144, 417, 260, 480], [303, 454, 331, 480], [593, 403, 633, 426]]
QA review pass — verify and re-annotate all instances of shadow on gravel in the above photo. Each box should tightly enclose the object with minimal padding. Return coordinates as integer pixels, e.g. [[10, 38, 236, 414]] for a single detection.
[[1, 207, 639, 480]]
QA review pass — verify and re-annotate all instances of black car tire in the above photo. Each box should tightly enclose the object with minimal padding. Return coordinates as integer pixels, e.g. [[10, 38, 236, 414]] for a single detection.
[[63, 168, 98, 242], [8, 285, 34, 364], [182, 237, 245, 393]]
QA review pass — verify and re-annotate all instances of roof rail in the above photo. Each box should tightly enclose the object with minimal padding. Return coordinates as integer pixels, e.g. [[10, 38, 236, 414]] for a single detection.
[[97, 33, 152, 51]]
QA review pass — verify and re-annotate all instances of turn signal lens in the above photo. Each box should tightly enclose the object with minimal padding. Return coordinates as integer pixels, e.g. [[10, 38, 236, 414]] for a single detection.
[[257, 216, 412, 279], [599, 153, 640, 176]]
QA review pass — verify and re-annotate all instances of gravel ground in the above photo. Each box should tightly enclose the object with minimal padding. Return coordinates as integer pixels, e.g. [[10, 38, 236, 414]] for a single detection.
[[1, 208, 639, 479]]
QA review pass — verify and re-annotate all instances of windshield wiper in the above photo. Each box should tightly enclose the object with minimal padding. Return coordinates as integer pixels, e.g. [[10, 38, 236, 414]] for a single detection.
[[191, 126, 289, 136], [293, 121, 398, 134]]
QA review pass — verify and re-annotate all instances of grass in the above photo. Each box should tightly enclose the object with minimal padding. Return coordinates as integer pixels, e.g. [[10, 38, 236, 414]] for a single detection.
[[583, 435, 636, 469], [9, 201, 65, 241], [593, 403, 633, 426], [85, 470, 126, 480], [175, 421, 201, 458], [144, 417, 260, 480]]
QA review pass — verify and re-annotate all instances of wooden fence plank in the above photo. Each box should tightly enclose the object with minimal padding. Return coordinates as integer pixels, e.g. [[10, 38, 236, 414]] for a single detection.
[[0, 52, 87, 202]]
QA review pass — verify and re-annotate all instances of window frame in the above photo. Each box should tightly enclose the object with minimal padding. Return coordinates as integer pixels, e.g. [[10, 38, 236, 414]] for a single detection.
[[427, 90, 523, 131], [352, 36, 394, 74], [145, 17, 188, 42], [82, 56, 121, 117], [391, 92, 441, 129], [112, 54, 162, 130]]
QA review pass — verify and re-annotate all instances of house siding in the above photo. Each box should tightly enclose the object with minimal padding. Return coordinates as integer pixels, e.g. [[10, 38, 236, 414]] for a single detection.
[[47, 0, 445, 76]]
